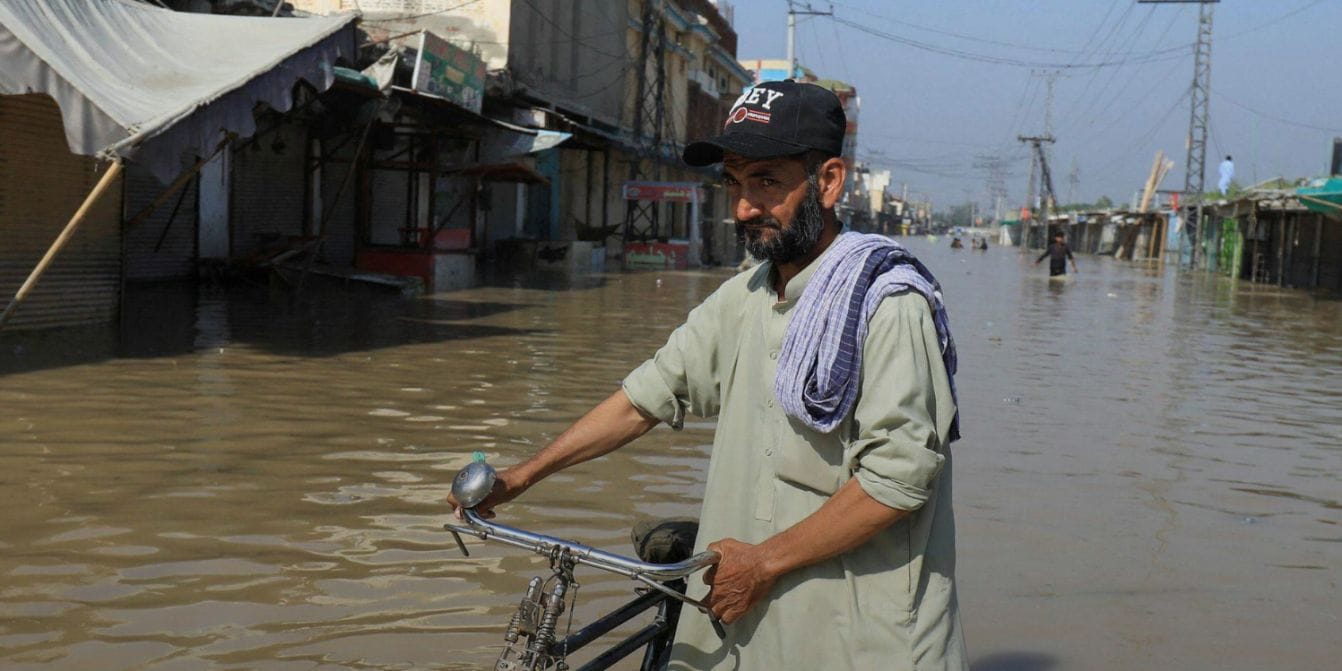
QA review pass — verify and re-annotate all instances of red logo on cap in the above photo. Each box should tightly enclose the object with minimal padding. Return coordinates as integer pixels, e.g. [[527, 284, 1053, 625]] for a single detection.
[[724, 106, 771, 129]]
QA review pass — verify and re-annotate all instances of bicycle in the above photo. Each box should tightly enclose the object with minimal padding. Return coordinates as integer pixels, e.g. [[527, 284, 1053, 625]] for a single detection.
[[445, 455, 724, 671]]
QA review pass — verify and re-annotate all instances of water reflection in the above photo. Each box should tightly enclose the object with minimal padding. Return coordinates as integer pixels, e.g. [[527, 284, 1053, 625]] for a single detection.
[[0, 242, 1338, 670]]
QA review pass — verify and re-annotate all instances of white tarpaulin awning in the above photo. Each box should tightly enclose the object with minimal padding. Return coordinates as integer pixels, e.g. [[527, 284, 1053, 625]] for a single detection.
[[0, 0, 358, 182]]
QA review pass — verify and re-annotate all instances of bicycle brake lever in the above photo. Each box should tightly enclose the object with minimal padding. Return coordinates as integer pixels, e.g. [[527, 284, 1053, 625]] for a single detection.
[[448, 528, 470, 557], [632, 574, 726, 640]]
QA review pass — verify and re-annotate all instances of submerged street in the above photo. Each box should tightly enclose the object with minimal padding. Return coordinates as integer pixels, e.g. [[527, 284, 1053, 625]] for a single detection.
[[2, 239, 1340, 670]]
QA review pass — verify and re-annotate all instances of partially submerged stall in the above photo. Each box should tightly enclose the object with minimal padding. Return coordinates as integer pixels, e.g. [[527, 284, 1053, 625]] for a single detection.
[[1201, 187, 1342, 289], [0, 0, 357, 329]]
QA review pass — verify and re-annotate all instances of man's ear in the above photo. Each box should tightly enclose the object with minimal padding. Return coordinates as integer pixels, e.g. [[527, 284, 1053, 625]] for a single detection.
[[817, 157, 847, 209]]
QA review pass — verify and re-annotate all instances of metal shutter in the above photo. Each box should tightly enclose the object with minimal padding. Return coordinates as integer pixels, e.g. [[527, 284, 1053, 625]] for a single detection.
[[230, 121, 307, 259], [0, 94, 122, 330], [123, 161, 198, 281], [319, 137, 357, 266]]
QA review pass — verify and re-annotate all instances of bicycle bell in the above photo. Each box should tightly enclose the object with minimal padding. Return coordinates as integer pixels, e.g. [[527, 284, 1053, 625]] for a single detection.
[[452, 451, 497, 509]]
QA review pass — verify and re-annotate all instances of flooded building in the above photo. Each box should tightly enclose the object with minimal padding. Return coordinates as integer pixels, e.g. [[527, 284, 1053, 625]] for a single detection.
[[0, 0, 357, 331], [1199, 186, 1342, 290], [294, 0, 752, 272]]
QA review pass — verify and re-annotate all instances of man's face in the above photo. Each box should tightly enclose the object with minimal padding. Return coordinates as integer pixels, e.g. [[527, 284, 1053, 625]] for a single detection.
[[722, 154, 825, 264]]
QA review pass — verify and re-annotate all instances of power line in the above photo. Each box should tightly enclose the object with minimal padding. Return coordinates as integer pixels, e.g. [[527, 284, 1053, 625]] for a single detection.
[[514, 0, 627, 60], [1057, 4, 1146, 125], [828, 12, 854, 84], [830, 0, 1164, 58], [1064, 6, 1181, 135], [830, 15, 1191, 69], [1086, 89, 1190, 186], [1220, 0, 1327, 40], [1214, 91, 1342, 134], [1062, 48, 1188, 160]]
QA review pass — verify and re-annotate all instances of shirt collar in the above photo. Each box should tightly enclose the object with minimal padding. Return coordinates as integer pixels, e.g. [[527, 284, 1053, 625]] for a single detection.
[[765, 234, 844, 309]]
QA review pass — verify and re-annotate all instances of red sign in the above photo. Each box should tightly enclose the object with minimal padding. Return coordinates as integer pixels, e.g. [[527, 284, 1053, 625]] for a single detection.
[[622, 181, 704, 203]]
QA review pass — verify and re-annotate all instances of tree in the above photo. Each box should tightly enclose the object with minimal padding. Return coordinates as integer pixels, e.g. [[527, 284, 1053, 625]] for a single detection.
[[1095, 195, 1113, 209]]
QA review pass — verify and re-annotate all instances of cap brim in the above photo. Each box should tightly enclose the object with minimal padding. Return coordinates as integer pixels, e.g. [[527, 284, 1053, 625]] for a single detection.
[[682, 133, 809, 167]]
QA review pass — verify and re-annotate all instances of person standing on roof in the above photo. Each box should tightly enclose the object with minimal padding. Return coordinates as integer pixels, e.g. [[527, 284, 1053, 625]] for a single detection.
[[1219, 155, 1235, 194]]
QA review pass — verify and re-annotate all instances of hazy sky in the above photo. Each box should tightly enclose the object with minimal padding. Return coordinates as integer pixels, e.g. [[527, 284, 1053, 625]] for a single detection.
[[732, 0, 1341, 212]]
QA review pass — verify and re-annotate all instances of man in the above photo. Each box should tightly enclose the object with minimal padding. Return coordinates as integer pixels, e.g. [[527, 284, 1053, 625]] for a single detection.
[[1219, 155, 1235, 194], [452, 81, 966, 670], [1036, 231, 1077, 278]]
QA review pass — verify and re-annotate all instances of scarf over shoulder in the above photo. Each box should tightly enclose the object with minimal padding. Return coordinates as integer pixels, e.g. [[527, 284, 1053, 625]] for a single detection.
[[775, 232, 960, 440]]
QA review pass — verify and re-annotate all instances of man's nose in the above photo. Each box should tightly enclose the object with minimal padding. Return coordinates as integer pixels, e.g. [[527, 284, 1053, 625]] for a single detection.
[[734, 195, 763, 222]]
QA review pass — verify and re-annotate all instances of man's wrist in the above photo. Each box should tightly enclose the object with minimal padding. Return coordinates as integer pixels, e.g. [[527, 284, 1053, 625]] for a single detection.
[[756, 537, 797, 581]]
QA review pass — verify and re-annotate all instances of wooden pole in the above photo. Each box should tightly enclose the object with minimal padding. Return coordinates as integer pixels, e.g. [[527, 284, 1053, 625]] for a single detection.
[[1148, 214, 1162, 261], [1, 161, 125, 329], [124, 134, 233, 229]]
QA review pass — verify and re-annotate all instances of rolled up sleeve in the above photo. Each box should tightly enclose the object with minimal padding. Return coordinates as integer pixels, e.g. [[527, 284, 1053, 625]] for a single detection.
[[621, 288, 727, 430], [846, 292, 957, 511]]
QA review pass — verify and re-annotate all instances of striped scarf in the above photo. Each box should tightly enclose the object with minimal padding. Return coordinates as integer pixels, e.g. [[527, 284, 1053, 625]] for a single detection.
[[774, 232, 960, 440]]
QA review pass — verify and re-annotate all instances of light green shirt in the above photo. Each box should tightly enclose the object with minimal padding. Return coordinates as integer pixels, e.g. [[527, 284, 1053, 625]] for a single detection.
[[622, 250, 967, 671]]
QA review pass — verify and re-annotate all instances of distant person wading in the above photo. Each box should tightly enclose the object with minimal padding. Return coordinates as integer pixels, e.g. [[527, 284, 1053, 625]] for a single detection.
[[1037, 232, 1078, 277]]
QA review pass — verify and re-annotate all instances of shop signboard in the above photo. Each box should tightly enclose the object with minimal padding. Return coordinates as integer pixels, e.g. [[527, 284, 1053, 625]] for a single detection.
[[412, 31, 485, 113]]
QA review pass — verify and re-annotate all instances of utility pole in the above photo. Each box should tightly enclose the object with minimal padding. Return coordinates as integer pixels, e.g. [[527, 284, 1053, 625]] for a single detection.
[[974, 154, 1009, 224], [624, 0, 669, 246], [1019, 135, 1057, 250], [1140, 0, 1218, 267], [1034, 69, 1061, 180], [1023, 148, 1038, 247], [786, 2, 832, 78], [1014, 69, 1060, 249]]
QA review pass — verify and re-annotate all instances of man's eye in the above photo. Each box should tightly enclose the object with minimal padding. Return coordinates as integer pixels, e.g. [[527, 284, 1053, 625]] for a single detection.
[[760, 178, 777, 187]]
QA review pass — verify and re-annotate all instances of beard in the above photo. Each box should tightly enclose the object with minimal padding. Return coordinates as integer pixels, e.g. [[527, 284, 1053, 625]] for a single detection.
[[737, 182, 826, 265]]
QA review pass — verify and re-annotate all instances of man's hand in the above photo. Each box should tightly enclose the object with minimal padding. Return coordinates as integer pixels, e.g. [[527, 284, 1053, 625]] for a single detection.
[[703, 538, 778, 624], [448, 467, 530, 519]]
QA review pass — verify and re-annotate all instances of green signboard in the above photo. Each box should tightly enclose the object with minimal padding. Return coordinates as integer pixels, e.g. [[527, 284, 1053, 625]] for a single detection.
[[412, 31, 485, 113]]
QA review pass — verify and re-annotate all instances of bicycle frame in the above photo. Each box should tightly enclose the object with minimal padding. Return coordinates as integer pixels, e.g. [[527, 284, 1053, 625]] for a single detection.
[[445, 509, 722, 671]]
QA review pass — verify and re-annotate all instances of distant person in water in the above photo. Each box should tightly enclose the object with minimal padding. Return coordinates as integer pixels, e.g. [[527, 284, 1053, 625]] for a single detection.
[[950, 237, 964, 249], [974, 237, 988, 251], [1036, 232, 1077, 277]]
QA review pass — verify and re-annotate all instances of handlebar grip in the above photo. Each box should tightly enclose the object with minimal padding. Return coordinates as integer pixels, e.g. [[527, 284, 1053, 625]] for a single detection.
[[686, 550, 721, 570]]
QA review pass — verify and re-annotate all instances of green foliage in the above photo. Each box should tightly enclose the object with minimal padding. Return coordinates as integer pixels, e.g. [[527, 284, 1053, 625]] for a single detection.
[[1056, 195, 1114, 212]]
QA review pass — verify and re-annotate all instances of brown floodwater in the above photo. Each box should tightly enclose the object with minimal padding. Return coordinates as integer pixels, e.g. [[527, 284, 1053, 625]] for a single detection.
[[1, 238, 1339, 671]]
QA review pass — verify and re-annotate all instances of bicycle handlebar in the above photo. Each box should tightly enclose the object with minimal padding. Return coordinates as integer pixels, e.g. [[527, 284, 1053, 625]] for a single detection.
[[445, 508, 720, 582]]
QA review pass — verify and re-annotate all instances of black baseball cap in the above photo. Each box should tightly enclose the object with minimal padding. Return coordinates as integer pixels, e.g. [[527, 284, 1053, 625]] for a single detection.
[[683, 80, 847, 167]]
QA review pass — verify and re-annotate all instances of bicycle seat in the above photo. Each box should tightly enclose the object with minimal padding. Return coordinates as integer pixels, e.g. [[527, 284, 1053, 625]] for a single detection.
[[631, 518, 700, 565]]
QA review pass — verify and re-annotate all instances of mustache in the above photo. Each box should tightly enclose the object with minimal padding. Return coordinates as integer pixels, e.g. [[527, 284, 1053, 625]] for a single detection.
[[736, 217, 781, 229]]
